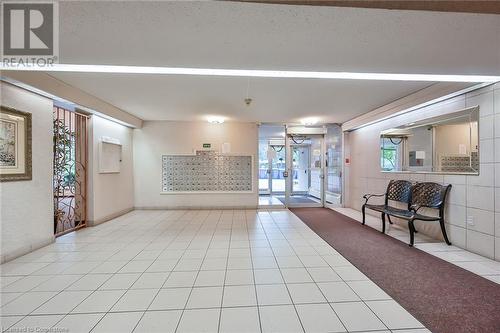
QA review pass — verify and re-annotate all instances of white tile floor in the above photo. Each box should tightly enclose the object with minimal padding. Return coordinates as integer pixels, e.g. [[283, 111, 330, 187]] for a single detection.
[[334, 208, 500, 284], [0, 209, 430, 333], [258, 196, 284, 208]]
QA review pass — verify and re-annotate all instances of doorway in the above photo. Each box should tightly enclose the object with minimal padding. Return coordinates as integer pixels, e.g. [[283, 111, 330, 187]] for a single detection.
[[53, 106, 88, 235], [258, 124, 342, 209], [258, 125, 286, 207], [285, 133, 324, 207]]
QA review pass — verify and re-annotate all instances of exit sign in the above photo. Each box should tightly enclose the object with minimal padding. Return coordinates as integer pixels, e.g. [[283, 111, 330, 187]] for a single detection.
[[203, 143, 211, 149]]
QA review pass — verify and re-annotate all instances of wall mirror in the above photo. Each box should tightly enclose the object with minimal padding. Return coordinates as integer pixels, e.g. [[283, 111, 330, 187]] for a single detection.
[[380, 106, 479, 174]]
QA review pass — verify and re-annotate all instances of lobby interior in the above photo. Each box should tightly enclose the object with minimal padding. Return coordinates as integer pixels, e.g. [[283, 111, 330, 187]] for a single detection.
[[1, 1, 500, 333]]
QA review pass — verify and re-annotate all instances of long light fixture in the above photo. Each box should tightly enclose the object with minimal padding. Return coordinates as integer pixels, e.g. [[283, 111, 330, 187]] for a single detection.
[[1, 63, 499, 83], [301, 117, 319, 126], [207, 116, 225, 124]]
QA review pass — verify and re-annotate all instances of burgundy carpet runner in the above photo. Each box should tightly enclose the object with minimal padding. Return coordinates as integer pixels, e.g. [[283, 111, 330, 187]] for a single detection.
[[290, 208, 500, 333]]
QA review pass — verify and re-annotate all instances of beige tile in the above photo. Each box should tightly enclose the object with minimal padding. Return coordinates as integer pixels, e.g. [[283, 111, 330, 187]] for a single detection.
[[111, 288, 158, 312], [366, 300, 423, 330], [466, 186, 494, 211], [480, 139, 495, 163], [331, 301, 386, 332], [219, 307, 260, 333], [259, 305, 303, 333], [134, 310, 182, 333], [91, 311, 143, 333], [296, 303, 346, 333], [176, 308, 220, 333], [186, 286, 223, 309], [466, 230, 495, 259], [445, 204, 466, 228]]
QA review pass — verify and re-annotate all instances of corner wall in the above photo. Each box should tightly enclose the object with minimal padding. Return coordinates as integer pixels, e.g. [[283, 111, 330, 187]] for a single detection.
[[0, 82, 54, 263], [346, 83, 500, 260], [133, 121, 258, 209], [87, 115, 135, 225]]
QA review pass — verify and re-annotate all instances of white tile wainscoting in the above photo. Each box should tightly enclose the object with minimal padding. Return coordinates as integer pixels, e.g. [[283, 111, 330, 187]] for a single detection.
[[345, 83, 500, 261]]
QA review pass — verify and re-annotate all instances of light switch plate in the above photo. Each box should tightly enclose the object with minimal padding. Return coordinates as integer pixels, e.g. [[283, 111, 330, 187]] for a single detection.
[[466, 216, 474, 226]]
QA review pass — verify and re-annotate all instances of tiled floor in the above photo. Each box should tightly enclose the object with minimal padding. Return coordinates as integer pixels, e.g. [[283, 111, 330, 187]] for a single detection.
[[258, 195, 284, 208], [334, 208, 500, 284], [1, 209, 430, 333]]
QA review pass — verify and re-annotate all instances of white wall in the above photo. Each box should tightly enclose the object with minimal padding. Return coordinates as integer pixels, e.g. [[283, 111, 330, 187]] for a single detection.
[[87, 115, 134, 225], [0, 82, 54, 263], [435, 123, 476, 157], [346, 83, 500, 260], [133, 121, 258, 208]]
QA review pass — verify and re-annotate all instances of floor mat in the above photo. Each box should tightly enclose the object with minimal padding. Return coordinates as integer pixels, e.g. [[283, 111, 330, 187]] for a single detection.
[[290, 207, 500, 333], [277, 196, 319, 205]]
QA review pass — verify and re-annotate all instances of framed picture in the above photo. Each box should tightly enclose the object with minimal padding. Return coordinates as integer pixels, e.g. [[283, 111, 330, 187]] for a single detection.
[[0, 106, 32, 181]]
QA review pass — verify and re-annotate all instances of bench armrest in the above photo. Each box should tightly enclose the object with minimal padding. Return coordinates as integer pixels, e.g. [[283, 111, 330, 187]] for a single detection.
[[363, 193, 385, 204], [409, 204, 422, 214]]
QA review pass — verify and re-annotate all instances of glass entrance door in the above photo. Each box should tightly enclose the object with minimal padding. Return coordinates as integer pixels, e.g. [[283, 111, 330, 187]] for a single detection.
[[259, 140, 286, 195], [291, 145, 309, 193], [325, 125, 342, 207], [270, 145, 286, 194], [285, 134, 324, 207]]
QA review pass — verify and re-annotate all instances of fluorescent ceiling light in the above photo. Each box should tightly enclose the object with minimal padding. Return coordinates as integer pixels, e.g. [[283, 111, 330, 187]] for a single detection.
[[301, 117, 319, 126], [1, 63, 499, 83], [207, 116, 225, 124]]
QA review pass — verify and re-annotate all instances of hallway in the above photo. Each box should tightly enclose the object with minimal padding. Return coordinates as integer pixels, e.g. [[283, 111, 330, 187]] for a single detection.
[[1, 210, 426, 333]]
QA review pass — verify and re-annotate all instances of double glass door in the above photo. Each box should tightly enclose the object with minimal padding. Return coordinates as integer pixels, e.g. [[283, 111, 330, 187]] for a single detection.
[[285, 134, 325, 207], [258, 124, 342, 208]]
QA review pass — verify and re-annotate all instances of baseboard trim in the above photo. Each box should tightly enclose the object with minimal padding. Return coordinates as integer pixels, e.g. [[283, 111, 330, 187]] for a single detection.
[[135, 205, 259, 210], [1, 236, 55, 264], [87, 207, 134, 226]]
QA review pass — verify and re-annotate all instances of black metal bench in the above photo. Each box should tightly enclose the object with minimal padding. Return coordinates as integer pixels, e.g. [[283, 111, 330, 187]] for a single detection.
[[362, 180, 452, 247]]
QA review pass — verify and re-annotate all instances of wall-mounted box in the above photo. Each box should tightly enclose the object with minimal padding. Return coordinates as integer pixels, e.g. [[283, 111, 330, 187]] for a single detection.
[[99, 136, 122, 173]]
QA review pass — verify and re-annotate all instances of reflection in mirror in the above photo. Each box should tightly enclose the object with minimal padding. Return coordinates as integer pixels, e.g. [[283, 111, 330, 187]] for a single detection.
[[380, 106, 479, 174]]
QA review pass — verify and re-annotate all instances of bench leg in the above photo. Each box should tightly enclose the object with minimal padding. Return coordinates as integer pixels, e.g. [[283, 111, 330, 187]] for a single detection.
[[408, 219, 416, 247], [439, 218, 452, 245], [381, 213, 386, 234], [387, 215, 393, 224], [361, 205, 366, 225]]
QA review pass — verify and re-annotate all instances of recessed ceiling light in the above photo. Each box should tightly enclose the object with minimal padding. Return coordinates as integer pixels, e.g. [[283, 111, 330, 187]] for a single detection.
[[207, 116, 225, 124], [1, 63, 499, 83], [301, 118, 318, 126]]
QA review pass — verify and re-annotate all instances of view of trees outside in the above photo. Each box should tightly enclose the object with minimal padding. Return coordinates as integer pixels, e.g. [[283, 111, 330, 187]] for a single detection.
[[380, 138, 399, 171]]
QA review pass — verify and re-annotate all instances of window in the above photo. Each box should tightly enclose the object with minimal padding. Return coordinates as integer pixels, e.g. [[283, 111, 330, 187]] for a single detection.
[[380, 138, 401, 172]]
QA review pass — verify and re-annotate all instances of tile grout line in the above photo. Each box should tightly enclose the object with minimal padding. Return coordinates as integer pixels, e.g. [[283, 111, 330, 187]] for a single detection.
[[60, 210, 180, 332], [245, 210, 264, 333], [87, 209, 188, 333], [172, 209, 223, 333], [1, 210, 160, 330], [258, 210, 306, 333], [216, 209, 233, 333]]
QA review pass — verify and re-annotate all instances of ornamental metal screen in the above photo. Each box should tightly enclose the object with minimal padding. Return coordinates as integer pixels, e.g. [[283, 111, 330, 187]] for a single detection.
[[53, 107, 88, 235]]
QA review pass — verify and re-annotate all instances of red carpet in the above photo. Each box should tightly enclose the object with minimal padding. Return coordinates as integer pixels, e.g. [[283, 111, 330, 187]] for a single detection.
[[290, 208, 500, 333]]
